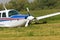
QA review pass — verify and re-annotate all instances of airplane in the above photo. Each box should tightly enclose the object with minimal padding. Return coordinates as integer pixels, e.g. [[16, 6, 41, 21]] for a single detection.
[[0, 5, 60, 27]]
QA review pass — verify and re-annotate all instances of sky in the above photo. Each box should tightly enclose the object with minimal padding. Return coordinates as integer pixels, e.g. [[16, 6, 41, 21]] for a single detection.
[[28, 0, 34, 3], [0, 0, 10, 4], [0, 0, 34, 4]]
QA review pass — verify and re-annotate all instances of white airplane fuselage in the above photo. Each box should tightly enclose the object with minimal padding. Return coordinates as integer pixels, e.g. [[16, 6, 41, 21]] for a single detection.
[[0, 18, 27, 27], [0, 9, 30, 27]]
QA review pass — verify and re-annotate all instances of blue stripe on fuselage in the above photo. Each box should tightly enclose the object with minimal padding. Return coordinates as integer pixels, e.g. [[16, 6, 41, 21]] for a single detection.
[[10, 14, 29, 19]]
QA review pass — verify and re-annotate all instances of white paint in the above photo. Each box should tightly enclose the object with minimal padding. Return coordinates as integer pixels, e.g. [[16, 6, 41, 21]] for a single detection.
[[0, 19, 27, 27]]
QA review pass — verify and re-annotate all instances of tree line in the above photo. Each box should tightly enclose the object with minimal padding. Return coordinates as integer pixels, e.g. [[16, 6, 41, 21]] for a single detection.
[[0, 0, 60, 11]]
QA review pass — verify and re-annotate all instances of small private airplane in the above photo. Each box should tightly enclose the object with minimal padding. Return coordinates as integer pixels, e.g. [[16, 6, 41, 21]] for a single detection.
[[0, 5, 60, 27]]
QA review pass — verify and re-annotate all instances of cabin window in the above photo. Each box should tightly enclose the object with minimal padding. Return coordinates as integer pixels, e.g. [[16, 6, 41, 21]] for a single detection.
[[9, 10, 18, 17], [2, 12, 6, 17]]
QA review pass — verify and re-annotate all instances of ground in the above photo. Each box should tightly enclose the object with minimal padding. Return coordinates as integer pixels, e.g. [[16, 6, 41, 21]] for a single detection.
[[0, 20, 60, 40]]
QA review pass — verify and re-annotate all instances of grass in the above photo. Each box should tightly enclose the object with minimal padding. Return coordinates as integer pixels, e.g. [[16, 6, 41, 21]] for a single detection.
[[0, 23, 60, 40], [0, 9, 60, 40]]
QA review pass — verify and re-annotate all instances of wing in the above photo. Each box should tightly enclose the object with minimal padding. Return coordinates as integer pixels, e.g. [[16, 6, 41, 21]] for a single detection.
[[36, 12, 60, 20]]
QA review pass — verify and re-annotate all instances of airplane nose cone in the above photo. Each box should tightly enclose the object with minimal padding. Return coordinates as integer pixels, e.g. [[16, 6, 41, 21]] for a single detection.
[[27, 16, 34, 20]]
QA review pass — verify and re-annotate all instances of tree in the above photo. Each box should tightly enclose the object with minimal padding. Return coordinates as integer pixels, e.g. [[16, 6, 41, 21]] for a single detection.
[[8, 0, 29, 11], [0, 4, 4, 10], [35, 0, 57, 9], [5, 0, 60, 10]]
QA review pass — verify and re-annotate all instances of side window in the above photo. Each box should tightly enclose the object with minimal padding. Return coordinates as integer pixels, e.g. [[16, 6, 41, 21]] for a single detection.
[[2, 12, 6, 17]]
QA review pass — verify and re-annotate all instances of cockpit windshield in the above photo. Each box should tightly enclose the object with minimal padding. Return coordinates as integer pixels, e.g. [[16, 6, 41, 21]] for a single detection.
[[8, 10, 19, 17]]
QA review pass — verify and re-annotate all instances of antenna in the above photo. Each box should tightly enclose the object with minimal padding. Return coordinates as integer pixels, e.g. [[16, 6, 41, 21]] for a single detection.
[[3, 4, 7, 10], [2, 0, 7, 10]]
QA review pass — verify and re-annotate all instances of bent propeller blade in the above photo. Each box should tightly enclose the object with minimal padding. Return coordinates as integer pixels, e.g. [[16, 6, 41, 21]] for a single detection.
[[25, 20, 30, 27]]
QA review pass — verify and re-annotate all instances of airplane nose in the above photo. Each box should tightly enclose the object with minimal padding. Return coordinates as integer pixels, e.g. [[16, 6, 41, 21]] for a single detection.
[[27, 16, 34, 20]]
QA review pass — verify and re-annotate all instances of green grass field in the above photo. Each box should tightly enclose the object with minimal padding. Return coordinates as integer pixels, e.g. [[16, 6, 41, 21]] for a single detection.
[[0, 9, 60, 40]]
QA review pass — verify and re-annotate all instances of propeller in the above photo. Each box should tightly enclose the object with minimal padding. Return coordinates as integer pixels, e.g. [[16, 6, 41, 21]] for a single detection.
[[25, 16, 34, 27], [25, 20, 30, 27], [25, 8, 34, 27]]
